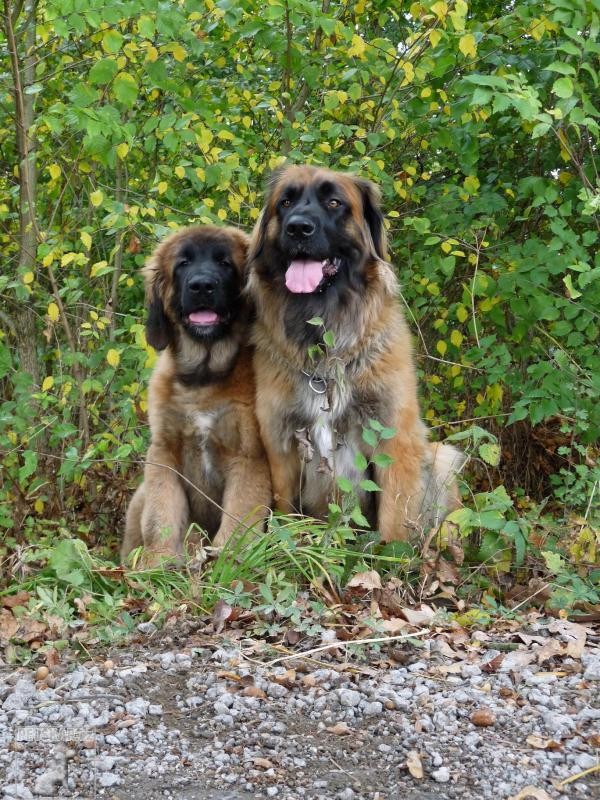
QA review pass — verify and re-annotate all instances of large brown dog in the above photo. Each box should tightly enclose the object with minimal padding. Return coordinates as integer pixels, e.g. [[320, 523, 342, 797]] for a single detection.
[[121, 225, 271, 562], [247, 165, 464, 541]]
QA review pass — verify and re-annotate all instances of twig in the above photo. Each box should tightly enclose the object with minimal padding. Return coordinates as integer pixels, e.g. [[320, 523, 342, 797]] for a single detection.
[[265, 629, 429, 666], [558, 763, 600, 788]]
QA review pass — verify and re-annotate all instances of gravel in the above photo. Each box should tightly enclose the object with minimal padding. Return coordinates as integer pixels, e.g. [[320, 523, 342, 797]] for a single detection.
[[0, 629, 599, 800]]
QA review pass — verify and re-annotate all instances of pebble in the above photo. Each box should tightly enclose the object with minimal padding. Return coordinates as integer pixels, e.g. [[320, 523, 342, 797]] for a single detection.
[[432, 766, 451, 783]]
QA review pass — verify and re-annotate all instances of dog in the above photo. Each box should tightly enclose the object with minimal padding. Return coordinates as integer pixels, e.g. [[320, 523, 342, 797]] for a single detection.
[[121, 225, 271, 563], [247, 165, 464, 541]]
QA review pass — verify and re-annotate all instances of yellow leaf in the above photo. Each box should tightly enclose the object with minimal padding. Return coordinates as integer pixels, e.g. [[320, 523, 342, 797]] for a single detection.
[[463, 175, 480, 194], [23, 271, 34, 284], [146, 45, 159, 62], [172, 43, 186, 62], [450, 330, 463, 347], [106, 349, 120, 368], [42, 376, 54, 391], [116, 142, 129, 159], [48, 164, 61, 180], [459, 33, 477, 58], [195, 167, 206, 181], [47, 302, 59, 322], [441, 241, 452, 253], [80, 231, 92, 250], [429, 29, 442, 48], [456, 305, 468, 322], [400, 61, 414, 84], [42, 251, 54, 267], [157, 181, 168, 195], [421, 87, 432, 98], [436, 340, 447, 356], [242, 116, 252, 129], [174, 166, 185, 179], [61, 252, 76, 266], [34, 499, 44, 514], [348, 34, 367, 58], [90, 190, 103, 207], [431, 1, 448, 19], [217, 208, 227, 221]]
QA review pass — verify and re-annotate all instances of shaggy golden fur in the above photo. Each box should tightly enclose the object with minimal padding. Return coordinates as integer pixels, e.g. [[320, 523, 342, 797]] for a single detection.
[[121, 226, 271, 563], [247, 165, 464, 541]]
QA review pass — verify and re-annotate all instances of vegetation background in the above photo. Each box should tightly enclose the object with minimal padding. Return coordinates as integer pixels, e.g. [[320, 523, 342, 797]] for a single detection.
[[1, 0, 598, 646]]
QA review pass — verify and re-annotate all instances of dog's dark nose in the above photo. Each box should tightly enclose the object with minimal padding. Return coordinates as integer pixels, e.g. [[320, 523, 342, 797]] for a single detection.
[[285, 215, 316, 238], [188, 276, 215, 294]]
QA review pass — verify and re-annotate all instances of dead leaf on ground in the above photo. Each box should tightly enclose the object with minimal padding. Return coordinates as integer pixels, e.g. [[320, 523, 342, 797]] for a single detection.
[[482, 653, 504, 673], [534, 638, 564, 664], [381, 617, 408, 634], [17, 618, 48, 644], [271, 669, 296, 688], [499, 649, 537, 672], [253, 757, 274, 769], [526, 735, 562, 751], [326, 721, 352, 735], [406, 749, 424, 779], [346, 570, 382, 591], [241, 685, 266, 699], [547, 619, 589, 659], [2, 591, 30, 609], [508, 787, 553, 800], [470, 708, 496, 727], [401, 604, 436, 627], [0, 609, 19, 642], [212, 599, 233, 634]]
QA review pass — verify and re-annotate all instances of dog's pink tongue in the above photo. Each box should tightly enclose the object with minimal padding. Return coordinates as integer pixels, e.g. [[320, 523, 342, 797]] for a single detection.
[[285, 260, 323, 293], [188, 310, 219, 325]]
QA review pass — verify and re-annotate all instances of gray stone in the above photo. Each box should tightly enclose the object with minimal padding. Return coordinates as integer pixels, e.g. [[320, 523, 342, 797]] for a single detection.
[[33, 768, 64, 796], [432, 766, 451, 783], [125, 698, 150, 717], [338, 689, 361, 708], [2, 785, 34, 800]]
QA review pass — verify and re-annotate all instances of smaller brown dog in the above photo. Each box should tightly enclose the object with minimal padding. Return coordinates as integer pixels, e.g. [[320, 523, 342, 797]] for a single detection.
[[121, 225, 271, 563]]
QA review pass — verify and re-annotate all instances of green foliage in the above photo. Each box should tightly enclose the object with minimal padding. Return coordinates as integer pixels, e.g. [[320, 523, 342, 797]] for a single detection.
[[0, 0, 598, 617]]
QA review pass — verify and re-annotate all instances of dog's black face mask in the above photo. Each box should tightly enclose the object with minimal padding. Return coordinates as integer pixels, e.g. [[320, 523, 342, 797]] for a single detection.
[[170, 240, 241, 342]]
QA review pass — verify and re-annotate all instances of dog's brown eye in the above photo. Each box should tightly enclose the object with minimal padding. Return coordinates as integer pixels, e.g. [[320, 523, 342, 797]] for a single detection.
[[328, 199, 341, 209], [281, 198, 292, 208], [177, 259, 189, 269]]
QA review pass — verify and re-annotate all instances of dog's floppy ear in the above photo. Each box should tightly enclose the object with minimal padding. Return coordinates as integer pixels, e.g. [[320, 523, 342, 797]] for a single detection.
[[143, 250, 173, 351], [145, 287, 173, 351], [248, 165, 288, 263], [355, 177, 388, 260]]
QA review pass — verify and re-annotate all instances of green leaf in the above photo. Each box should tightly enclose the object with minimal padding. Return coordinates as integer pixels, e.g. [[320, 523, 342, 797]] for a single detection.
[[337, 477, 354, 493], [359, 479, 381, 492], [113, 72, 139, 107], [545, 61, 576, 76], [18, 450, 37, 484], [372, 453, 394, 468], [307, 317, 324, 326], [362, 428, 378, 447], [478, 443, 501, 466], [553, 77, 574, 98], [102, 29, 124, 54], [88, 58, 118, 85], [350, 506, 370, 528], [323, 330, 335, 348], [354, 452, 368, 471]]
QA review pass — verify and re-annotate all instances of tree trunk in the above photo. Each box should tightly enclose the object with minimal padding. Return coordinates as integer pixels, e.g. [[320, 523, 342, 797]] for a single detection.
[[4, 0, 41, 389]]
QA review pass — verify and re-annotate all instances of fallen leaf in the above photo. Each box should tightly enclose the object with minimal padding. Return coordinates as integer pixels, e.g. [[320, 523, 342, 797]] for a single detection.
[[499, 650, 537, 672], [534, 639, 564, 664], [212, 599, 233, 633], [470, 708, 496, 727], [548, 619, 589, 659], [482, 654, 504, 673], [301, 674, 317, 688], [508, 787, 553, 800], [382, 617, 408, 634], [406, 749, 424, 779], [2, 591, 30, 608], [253, 757, 274, 769], [326, 721, 352, 735], [217, 670, 242, 682], [0, 609, 19, 642], [401, 604, 436, 626], [241, 685, 266, 699], [526, 735, 561, 751], [271, 669, 296, 688], [285, 629, 300, 645], [17, 618, 48, 644], [346, 570, 382, 591]]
